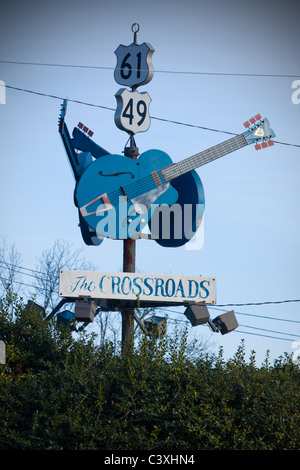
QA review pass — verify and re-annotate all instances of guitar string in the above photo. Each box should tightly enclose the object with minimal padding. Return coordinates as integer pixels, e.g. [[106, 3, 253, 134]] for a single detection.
[[87, 173, 155, 210], [181, 134, 246, 170], [162, 136, 244, 180], [170, 136, 246, 175]]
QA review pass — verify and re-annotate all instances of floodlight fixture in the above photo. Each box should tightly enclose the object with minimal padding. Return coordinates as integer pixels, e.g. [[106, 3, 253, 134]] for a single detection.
[[144, 316, 167, 338], [183, 303, 210, 326], [75, 298, 97, 322], [25, 300, 46, 318], [211, 310, 239, 335], [56, 310, 77, 331]]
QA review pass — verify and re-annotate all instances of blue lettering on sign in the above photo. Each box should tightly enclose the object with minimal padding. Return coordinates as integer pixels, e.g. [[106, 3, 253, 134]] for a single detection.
[[69, 276, 96, 293], [143, 277, 154, 296], [155, 278, 167, 297], [111, 276, 121, 294], [165, 278, 175, 297], [188, 280, 198, 298], [99, 275, 110, 294], [132, 277, 143, 296], [121, 276, 131, 295], [199, 280, 210, 299], [175, 279, 186, 298]]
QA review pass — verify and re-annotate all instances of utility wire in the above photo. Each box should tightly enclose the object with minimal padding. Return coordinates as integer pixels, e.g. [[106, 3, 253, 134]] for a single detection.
[[238, 323, 300, 339], [215, 300, 300, 307], [157, 307, 300, 343], [1, 59, 299, 79], [0, 276, 48, 292], [4, 84, 115, 112], [233, 329, 296, 342], [0, 260, 43, 275], [2, 83, 300, 148], [210, 306, 300, 324], [209, 300, 300, 323], [0, 260, 42, 275], [158, 305, 300, 325]]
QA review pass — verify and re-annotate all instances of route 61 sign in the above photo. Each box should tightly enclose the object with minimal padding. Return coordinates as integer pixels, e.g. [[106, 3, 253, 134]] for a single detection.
[[114, 88, 151, 134], [114, 42, 154, 89]]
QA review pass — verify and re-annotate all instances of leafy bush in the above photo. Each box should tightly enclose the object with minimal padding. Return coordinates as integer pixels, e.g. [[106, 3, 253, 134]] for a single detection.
[[0, 292, 299, 450]]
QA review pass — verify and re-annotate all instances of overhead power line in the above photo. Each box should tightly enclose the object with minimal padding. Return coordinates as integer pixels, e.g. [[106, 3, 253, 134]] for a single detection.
[[2, 83, 300, 148], [158, 308, 299, 343], [215, 299, 300, 307], [209, 306, 300, 324], [238, 323, 300, 339], [1, 59, 299, 79], [0, 260, 42, 275], [234, 329, 297, 342], [158, 304, 300, 327], [0, 276, 48, 292]]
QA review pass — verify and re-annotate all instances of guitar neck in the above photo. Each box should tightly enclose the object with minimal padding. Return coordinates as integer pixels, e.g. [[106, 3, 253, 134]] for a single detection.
[[161, 133, 248, 182]]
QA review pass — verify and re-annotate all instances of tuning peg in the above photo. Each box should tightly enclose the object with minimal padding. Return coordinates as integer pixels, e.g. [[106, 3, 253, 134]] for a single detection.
[[244, 114, 262, 128], [255, 139, 274, 150], [77, 122, 94, 137]]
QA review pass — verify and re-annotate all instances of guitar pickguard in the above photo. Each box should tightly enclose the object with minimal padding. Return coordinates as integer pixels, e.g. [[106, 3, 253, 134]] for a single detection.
[[131, 183, 170, 214]]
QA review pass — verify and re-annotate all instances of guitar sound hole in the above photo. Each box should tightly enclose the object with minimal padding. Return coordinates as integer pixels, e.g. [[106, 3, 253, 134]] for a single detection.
[[98, 170, 135, 179]]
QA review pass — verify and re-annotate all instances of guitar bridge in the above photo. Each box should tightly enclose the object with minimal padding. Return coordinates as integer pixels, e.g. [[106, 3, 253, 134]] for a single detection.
[[151, 171, 163, 187]]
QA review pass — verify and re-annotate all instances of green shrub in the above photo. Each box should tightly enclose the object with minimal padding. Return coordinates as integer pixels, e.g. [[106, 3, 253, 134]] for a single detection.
[[0, 293, 299, 450]]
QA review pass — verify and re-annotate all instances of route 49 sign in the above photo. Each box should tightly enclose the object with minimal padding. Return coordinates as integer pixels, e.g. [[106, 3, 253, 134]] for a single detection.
[[115, 88, 151, 134], [114, 42, 154, 89]]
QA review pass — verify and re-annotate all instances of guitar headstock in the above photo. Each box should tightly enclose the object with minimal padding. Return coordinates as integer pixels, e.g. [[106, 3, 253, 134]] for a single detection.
[[58, 99, 67, 133], [243, 114, 275, 150]]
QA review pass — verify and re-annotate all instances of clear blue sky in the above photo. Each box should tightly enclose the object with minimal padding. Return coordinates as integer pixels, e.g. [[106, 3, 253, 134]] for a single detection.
[[0, 0, 299, 364]]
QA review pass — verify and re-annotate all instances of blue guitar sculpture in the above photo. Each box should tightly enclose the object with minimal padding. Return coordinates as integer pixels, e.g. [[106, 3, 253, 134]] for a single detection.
[[76, 114, 275, 241], [59, 100, 206, 247], [58, 100, 109, 245]]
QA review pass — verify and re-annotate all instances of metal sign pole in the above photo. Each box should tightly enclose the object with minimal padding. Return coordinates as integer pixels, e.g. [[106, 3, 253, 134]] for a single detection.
[[122, 137, 139, 351], [122, 238, 136, 350], [113, 24, 154, 352]]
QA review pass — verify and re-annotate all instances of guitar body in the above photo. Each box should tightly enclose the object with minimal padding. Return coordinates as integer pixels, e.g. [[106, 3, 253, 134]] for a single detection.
[[76, 148, 204, 243], [76, 149, 179, 240]]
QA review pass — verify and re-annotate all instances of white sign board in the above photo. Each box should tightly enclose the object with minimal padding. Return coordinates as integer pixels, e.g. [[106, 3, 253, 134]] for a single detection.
[[59, 270, 216, 304]]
